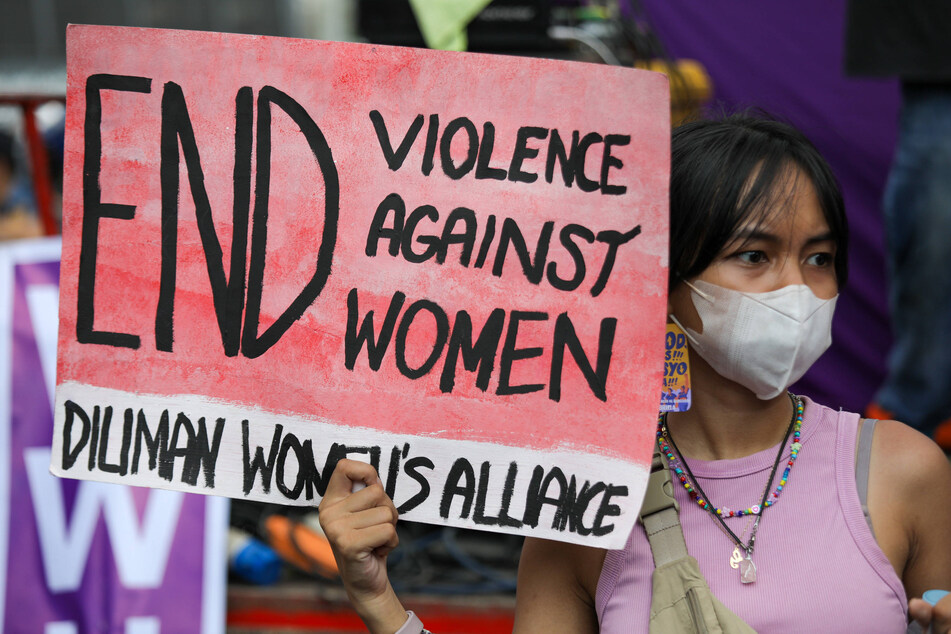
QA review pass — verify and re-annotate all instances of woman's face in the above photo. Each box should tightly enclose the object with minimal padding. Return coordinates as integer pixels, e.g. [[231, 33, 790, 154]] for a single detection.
[[669, 168, 838, 331]]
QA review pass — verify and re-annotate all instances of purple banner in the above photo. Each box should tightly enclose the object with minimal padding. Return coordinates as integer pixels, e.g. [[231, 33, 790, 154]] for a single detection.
[[640, 0, 899, 413], [0, 238, 228, 633]]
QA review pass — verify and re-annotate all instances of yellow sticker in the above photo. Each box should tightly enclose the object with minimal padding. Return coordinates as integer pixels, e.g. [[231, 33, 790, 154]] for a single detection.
[[661, 322, 691, 412]]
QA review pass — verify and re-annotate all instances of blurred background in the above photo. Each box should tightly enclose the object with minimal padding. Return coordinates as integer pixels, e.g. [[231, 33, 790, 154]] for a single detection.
[[0, 0, 941, 633]]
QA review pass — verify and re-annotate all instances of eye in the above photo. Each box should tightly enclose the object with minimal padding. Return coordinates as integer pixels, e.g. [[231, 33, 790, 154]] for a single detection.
[[806, 252, 834, 267], [734, 250, 768, 265]]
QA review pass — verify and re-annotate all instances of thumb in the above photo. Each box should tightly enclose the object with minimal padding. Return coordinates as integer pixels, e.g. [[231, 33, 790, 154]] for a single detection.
[[322, 459, 380, 506], [931, 595, 951, 634], [909, 598, 932, 628]]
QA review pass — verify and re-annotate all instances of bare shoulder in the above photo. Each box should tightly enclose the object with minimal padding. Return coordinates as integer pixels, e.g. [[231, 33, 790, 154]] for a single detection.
[[513, 537, 606, 633], [868, 419, 951, 598], [870, 419, 951, 490]]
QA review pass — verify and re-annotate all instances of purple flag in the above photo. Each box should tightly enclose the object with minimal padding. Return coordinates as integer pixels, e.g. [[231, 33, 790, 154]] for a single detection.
[[0, 238, 228, 633]]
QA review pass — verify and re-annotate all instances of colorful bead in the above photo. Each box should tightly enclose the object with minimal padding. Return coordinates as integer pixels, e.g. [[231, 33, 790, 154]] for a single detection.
[[657, 394, 804, 518]]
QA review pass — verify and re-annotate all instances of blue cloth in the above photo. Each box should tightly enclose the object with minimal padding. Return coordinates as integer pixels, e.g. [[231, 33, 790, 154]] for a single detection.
[[0, 180, 35, 215], [874, 84, 951, 435]]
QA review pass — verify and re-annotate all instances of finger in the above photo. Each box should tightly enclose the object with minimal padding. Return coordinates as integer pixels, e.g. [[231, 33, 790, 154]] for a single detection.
[[322, 459, 381, 505], [909, 598, 933, 627], [320, 486, 397, 539], [335, 523, 399, 560], [933, 595, 951, 634], [349, 454, 373, 492], [343, 504, 399, 532], [372, 524, 402, 558], [333, 482, 398, 517], [373, 539, 400, 559]]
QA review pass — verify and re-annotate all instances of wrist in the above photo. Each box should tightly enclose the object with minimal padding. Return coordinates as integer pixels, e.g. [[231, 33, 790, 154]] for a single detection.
[[350, 582, 408, 634]]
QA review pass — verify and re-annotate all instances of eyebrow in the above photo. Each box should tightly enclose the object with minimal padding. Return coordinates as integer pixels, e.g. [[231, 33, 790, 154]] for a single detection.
[[804, 231, 836, 246], [730, 228, 836, 247]]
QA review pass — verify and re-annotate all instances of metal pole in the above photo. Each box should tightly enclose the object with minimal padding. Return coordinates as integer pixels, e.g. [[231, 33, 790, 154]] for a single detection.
[[20, 102, 58, 236]]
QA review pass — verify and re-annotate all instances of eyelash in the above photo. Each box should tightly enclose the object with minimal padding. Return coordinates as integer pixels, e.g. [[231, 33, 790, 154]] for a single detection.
[[733, 250, 767, 265], [806, 252, 834, 267], [730, 251, 835, 267]]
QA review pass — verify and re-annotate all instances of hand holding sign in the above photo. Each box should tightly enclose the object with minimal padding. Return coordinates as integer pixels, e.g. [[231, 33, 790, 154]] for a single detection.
[[319, 460, 406, 633]]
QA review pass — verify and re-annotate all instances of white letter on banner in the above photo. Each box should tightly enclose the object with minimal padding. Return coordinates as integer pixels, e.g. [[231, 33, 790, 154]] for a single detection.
[[46, 618, 160, 634], [24, 448, 184, 591], [126, 616, 161, 634], [25, 284, 58, 413]]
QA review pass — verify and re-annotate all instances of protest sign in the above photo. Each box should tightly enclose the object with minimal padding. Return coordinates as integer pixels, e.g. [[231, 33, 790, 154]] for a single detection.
[[53, 25, 669, 548], [2, 238, 227, 633]]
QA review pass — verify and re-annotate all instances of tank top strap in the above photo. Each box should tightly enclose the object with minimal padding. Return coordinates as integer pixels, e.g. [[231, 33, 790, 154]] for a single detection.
[[855, 418, 877, 535], [833, 407, 906, 605]]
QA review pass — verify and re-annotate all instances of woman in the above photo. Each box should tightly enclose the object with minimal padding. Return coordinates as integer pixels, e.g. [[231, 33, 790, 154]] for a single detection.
[[319, 114, 951, 633]]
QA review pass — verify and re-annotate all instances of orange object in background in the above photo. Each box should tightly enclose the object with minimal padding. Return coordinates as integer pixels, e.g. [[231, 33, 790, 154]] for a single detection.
[[934, 421, 951, 451], [865, 402, 951, 451], [864, 402, 893, 423], [262, 514, 339, 579]]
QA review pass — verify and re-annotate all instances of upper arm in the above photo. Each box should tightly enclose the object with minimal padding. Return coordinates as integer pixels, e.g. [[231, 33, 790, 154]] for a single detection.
[[513, 537, 606, 634], [868, 420, 951, 599]]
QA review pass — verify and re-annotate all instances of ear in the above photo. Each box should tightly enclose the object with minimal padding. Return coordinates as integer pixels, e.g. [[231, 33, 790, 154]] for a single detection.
[[666, 280, 683, 317]]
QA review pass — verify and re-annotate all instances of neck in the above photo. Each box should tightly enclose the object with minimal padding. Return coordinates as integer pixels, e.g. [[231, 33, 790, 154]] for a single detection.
[[665, 355, 795, 460]]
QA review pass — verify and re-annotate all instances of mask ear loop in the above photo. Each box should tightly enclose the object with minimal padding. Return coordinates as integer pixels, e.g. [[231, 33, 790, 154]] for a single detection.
[[681, 279, 714, 302], [668, 313, 692, 335], [669, 279, 711, 338], [669, 279, 711, 336]]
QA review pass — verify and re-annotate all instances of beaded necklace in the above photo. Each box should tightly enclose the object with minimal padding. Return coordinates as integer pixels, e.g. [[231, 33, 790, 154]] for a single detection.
[[656, 393, 803, 516], [656, 393, 804, 583]]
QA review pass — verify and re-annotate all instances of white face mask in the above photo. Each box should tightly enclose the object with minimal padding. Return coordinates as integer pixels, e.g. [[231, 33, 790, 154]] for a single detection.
[[669, 279, 837, 400]]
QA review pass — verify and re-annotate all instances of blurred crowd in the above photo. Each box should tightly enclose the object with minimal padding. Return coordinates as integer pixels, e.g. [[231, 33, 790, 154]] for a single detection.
[[0, 102, 63, 239]]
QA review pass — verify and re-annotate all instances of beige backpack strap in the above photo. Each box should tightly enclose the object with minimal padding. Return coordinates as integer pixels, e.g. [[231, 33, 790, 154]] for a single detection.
[[639, 446, 689, 567], [641, 447, 758, 634]]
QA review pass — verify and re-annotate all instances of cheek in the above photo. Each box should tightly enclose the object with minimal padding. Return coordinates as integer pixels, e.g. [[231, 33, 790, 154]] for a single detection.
[[696, 261, 759, 293], [806, 272, 838, 300]]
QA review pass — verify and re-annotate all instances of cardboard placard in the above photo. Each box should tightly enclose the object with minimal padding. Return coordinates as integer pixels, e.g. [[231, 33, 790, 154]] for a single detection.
[[53, 25, 669, 548]]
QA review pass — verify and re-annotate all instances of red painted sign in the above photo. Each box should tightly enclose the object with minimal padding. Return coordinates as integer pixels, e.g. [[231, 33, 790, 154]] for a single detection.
[[53, 25, 669, 547]]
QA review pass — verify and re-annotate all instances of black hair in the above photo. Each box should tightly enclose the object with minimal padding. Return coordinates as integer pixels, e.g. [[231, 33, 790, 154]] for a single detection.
[[669, 112, 848, 289]]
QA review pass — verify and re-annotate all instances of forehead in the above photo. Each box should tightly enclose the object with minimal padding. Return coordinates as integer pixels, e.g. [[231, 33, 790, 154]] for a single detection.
[[731, 166, 831, 242]]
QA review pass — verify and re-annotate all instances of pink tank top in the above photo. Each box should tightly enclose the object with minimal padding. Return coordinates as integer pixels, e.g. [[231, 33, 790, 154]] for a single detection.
[[596, 397, 907, 632]]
